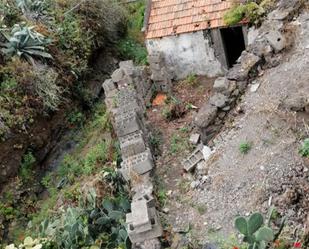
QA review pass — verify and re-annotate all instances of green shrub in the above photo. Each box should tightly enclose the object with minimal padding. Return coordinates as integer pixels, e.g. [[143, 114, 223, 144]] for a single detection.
[[299, 138, 309, 158], [19, 151, 36, 181], [239, 142, 252, 154], [117, 38, 147, 65]]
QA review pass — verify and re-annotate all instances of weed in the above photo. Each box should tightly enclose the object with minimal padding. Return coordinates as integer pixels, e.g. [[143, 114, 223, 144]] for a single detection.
[[196, 204, 207, 215], [67, 109, 84, 127], [19, 151, 36, 181], [170, 133, 191, 155], [299, 138, 309, 157], [185, 73, 198, 86], [239, 141, 252, 154], [149, 129, 163, 156], [157, 189, 167, 207]]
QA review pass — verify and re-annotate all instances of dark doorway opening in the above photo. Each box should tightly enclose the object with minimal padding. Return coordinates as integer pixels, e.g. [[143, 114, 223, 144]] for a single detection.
[[220, 26, 246, 68]]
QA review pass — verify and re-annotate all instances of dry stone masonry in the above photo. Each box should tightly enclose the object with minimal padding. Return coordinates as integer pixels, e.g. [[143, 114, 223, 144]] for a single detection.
[[102, 60, 165, 248]]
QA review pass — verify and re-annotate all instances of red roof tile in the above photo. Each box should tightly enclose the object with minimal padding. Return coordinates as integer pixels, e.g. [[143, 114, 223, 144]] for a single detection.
[[146, 0, 235, 39]]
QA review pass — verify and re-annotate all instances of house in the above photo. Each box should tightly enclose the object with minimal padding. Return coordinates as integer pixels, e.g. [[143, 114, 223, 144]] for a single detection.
[[143, 0, 248, 79]]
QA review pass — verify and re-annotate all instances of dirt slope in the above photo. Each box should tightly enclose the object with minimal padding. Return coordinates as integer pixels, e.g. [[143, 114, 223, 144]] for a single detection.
[[189, 11, 309, 240]]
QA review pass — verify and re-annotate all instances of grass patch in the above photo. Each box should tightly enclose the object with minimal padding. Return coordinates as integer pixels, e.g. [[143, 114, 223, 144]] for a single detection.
[[299, 138, 309, 158], [170, 131, 192, 155], [239, 141, 252, 154]]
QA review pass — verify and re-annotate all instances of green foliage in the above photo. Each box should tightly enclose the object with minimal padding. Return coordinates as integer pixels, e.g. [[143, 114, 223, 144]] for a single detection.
[[19, 151, 36, 181], [117, 1, 147, 65], [239, 141, 252, 154], [5, 236, 54, 249], [15, 0, 48, 13], [0, 23, 52, 62], [67, 109, 85, 127], [0, 0, 21, 27], [223, 2, 265, 26], [117, 38, 147, 65], [185, 73, 198, 86], [235, 212, 275, 249], [58, 140, 109, 181], [299, 138, 309, 157], [170, 133, 191, 155], [39, 191, 131, 249]]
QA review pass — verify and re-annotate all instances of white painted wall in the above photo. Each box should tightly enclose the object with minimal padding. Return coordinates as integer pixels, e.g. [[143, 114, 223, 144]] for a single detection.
[[146, 31, 224, 80]]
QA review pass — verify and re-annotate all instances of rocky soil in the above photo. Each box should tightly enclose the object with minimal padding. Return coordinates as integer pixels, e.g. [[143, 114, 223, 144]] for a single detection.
[[150, 5, 309, 248]]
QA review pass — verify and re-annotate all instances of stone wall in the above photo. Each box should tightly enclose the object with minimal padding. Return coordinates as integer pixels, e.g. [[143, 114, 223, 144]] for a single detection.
[[146, 30, 224, 80], [102, 61, 164, 248]]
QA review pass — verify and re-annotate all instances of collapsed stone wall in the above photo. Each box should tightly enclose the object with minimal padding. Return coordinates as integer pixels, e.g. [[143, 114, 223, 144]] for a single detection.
[[102, 60, 164, 249], [193, 0, 303, 145]]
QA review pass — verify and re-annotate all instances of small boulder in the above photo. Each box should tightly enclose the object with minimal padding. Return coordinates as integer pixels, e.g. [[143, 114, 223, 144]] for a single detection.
[[265, 30, 286, 52], [209, 93, 228, 108], [194, 103, 218, 128]]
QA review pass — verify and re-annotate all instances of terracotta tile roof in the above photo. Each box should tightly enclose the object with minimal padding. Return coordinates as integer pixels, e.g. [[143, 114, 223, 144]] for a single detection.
[[146, 0, 235, 39]]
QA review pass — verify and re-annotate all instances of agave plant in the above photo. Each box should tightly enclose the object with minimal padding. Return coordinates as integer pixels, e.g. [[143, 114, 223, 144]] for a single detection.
[[0, 22, 52, 62], [16, 0, 46, 13]]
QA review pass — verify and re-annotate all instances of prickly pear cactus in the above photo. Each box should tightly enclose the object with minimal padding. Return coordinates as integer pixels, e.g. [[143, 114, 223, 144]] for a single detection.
[[234, 212, 274, 249]]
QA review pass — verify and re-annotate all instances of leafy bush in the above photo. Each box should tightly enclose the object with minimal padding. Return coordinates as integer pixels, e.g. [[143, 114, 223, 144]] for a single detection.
[[118, 38, 147, 65], [0, 23, 52, 62], [299, 138, 309, 157]]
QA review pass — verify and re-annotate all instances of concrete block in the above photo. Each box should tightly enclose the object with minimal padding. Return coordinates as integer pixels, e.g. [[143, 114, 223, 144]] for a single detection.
[[189, 133, 200, 145], [115, 111, 141, 137], [126, 199, 163, 243], [182, 144, 205, 172], [102, 79, 117, 96], [119, 60, 134, 76], [117, 75, 134, 89], [116, 99, 144, 117], [119, 130, 146, 158], [135, 238, 161, 249], [121, 149, 154, 176], [111, 68, 125, 83]]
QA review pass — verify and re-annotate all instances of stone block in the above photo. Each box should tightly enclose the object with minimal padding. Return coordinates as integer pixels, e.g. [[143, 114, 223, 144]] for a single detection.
[[265, 30, 286, 52], [213, 77, 236, 96], [111, 68, 125, 83], [115, 111, 142, 137], [209, 93, 228, 108], [116, 98, 144, 117], [194, 103, 217, 128], [119, 130, 146, 158], [121, 149, 154, 177], [182, 144, 204, 172], [117, 88, 137, 106]]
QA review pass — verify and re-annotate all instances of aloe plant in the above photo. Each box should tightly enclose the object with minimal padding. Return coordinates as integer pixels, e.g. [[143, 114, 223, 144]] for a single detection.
[[235, 213, 274, 249], [0, 23, 52, 62]]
